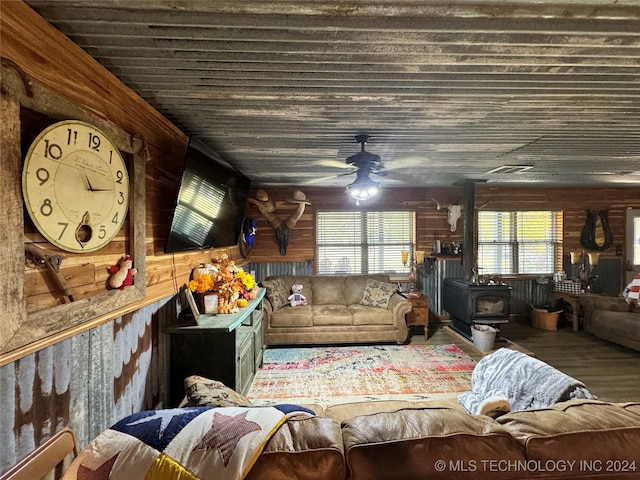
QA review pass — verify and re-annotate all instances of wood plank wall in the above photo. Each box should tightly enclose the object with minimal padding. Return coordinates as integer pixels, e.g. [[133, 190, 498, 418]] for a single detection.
[[247, 186, 640, 267], [2, 4, 640, 475]]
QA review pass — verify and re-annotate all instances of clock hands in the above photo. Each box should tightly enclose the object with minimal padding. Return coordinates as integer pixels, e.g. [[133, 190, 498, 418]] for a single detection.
[[85, 173, 114, 192], [85, 174, 95, 192]]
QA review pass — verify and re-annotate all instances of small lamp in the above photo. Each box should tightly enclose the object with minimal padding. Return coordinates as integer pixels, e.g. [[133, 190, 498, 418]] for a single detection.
[[587, 252, 600, 266], [570, 251, 581, 264]]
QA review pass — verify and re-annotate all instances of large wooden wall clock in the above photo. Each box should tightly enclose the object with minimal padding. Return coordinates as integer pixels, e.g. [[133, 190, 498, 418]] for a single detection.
[[22, 120, 130, 253], [1, 61, 146, 365]]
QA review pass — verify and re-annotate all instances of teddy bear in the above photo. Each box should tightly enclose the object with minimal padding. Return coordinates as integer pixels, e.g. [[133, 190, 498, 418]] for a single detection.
[[107, 255, 138, 290], [288, 284, 307, 307]]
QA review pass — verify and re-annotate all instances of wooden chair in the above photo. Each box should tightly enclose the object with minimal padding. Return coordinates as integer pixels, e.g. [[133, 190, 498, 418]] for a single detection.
[[1, 428, 78, 480]]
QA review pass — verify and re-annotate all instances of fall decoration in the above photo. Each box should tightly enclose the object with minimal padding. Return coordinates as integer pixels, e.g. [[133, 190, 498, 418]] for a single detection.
[[187, 255, 257, 314]]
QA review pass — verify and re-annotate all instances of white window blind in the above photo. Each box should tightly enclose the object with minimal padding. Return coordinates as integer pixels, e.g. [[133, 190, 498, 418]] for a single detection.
[[316, 211, 414, 275], [477, 210, 563, 275]]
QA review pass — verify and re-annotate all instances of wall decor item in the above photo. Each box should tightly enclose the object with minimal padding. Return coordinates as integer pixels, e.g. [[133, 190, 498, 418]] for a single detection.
[[428, 197, 464, 232], [580, 210, 613, 251], [1, 62, 146, 365], [248, 189, 310, 256], [22, 120, 130, 253], [239, 217, 258, 258]]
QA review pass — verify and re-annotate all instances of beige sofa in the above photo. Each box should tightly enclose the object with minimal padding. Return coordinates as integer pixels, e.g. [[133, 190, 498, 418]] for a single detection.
[[246, 398, 640, 480], [261, 274, 413, 346], [579, 294, 640, 351]]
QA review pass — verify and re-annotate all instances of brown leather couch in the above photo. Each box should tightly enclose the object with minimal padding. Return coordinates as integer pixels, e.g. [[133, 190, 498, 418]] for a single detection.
[[248, 398, 640, 480], [261, 274, 412, 346]]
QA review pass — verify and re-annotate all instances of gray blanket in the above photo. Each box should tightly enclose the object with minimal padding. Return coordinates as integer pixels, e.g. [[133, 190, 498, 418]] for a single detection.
[[458, 348, 596, 415]]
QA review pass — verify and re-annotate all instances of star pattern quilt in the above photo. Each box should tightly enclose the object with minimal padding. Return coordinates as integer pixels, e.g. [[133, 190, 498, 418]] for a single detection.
[[62, 405, 313, 480]]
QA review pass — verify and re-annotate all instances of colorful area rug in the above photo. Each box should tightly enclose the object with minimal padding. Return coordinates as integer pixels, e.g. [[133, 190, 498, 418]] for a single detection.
[[247, 344, 476, 407]]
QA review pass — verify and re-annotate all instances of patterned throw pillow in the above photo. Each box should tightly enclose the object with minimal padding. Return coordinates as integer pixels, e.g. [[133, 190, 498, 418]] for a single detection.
[[262, 277, 288, 310], [184, 375, 252, 407], [360, 279, 398, 309]]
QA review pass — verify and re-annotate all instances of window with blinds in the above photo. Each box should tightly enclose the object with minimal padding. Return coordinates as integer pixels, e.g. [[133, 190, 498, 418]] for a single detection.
[[316, 211, 414, 275], [477, 210, 563, 275]]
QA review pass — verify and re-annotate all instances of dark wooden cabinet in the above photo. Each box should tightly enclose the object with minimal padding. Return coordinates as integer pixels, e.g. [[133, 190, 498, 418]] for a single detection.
[[164, 289, 265, 406]]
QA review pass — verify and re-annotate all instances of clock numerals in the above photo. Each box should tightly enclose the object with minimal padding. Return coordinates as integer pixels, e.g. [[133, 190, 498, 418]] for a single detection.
[[98, 225, 107, 240], [67, 128, 78, 146], [35, 167, 50, 186], [88, 132, 101, 152], [43, 139, 63, 160], [117, 191, 126, 205], [40, 198, 53, 217], [56, 222, 69, 241]]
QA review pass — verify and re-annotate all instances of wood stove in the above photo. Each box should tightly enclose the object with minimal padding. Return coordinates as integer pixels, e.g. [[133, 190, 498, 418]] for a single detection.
[[442, 278, 511, 339]]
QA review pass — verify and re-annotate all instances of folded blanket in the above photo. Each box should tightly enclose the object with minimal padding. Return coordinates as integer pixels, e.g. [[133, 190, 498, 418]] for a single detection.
[[458, 348, 596, 415], [62, 405, 313, 480]]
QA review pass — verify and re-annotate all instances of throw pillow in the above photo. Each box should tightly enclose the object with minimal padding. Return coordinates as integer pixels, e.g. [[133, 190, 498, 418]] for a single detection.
[[360, 279, 397, 309], [262, 277, 288, 310], [184, 375, 252, 407]]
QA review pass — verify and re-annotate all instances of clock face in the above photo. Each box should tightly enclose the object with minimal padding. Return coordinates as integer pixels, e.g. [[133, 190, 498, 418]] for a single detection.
[[22, 120, 130, 253]]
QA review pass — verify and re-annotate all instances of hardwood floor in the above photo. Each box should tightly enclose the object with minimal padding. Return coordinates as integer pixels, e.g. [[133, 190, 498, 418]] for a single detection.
[[409, 320, 640, 403]]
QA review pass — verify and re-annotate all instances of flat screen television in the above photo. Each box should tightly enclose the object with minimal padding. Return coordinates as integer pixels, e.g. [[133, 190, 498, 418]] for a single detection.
[[164, 137, 251, 253]]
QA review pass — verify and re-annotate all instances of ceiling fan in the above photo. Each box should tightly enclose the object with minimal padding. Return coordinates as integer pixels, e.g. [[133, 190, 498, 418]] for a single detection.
[[344, 134, 384, 203], [344, 134, 387, 177]]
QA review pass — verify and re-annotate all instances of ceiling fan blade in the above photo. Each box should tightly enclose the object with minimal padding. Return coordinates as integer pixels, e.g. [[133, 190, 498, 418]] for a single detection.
[[315, 159, 357, 170]]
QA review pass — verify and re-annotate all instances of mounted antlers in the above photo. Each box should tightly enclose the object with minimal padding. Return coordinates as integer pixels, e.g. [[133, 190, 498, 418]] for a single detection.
[[248, 189, 310, 256]]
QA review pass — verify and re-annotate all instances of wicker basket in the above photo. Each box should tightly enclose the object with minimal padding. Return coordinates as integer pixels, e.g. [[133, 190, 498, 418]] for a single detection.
[[530, 304, 563, 331]]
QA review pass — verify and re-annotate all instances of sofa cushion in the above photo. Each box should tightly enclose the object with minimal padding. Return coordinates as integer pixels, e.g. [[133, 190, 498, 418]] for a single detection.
[[312, 305, 353, 325], [360, 279, 397, 309], [312, 276, 347, 305], [343, 407, 526, 480], [497, 400, 640, 477], [345, 274, 390, 306], [263, 277, 289, 310], [270, 305, 313, 327], [245, 416, 345, 480], [349, 304, 394, 325], [324, 398, 464, 423], [184, 375, 252, 407]]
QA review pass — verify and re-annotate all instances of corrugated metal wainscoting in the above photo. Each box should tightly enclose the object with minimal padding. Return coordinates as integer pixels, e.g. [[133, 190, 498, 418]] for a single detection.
[[0, 296, 178, 475]]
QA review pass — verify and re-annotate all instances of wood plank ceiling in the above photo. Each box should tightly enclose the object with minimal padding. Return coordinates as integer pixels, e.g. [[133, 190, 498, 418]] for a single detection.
[[24, 0, 640, 188]]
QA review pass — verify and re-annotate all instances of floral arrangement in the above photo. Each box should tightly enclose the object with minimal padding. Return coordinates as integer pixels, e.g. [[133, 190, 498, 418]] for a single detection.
[[236, 269, 256, 297], [188, 254, 257, 313]]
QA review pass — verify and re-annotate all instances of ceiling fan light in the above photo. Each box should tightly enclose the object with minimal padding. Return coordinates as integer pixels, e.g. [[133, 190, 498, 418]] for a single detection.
[[346, 174, 380, 201]]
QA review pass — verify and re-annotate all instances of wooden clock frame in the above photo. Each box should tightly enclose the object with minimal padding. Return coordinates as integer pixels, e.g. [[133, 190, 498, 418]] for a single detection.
[[0, 63, 146, 365]]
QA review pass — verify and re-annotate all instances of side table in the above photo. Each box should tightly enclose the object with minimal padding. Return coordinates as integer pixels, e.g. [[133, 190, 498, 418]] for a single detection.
[[405, 292, 429, 339], [551, 291, 580, 331]]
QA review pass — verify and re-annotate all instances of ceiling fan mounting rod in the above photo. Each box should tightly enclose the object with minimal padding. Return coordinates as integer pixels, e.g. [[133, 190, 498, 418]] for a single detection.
[[355, 134, 370, 147]]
